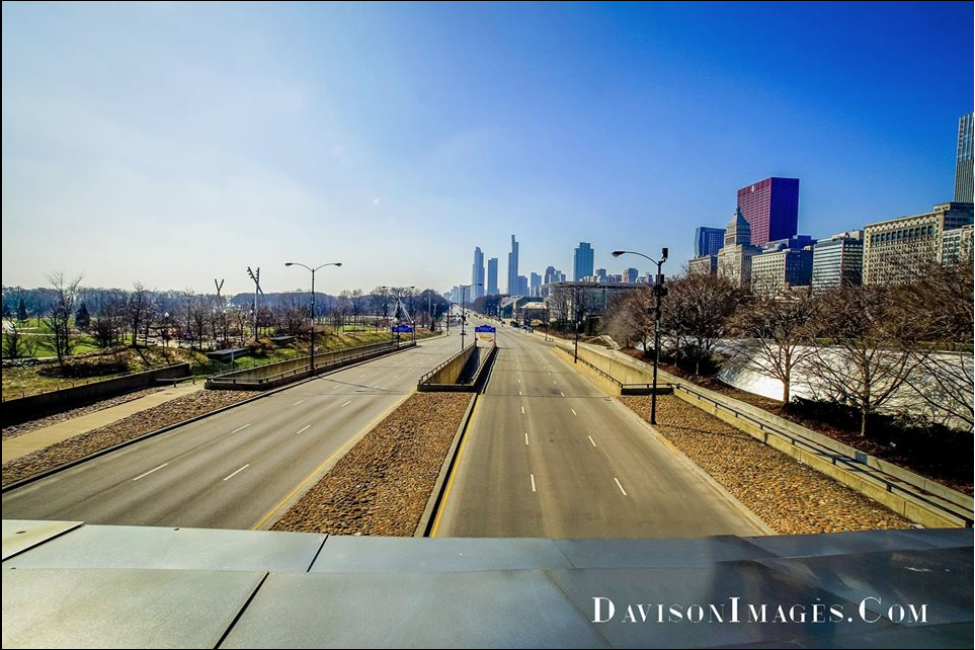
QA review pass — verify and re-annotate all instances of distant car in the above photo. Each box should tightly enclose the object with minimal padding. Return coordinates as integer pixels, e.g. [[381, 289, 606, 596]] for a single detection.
[[523, 326, 534, 333], [509, 320, 520, 327]]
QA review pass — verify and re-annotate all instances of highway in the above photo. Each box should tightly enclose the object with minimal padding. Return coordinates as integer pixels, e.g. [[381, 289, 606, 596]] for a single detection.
[[1, 333, 463, 530], [434, 321, 764, 538]]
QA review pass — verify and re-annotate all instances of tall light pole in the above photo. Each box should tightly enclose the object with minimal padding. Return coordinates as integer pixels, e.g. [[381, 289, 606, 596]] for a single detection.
[[612, 248, 668, 425], [285, 261, 342, 373], [460, 283, 482, 350]]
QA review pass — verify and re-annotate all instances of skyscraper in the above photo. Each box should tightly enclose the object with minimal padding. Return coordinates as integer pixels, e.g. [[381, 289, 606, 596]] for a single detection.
[[573, 242, 594, 281], [693, 227, 725, 257], [736, 177, 800, 247], [529, 272, 542, 296], [487, 258, 499, 295], [507, 235, 519, 295], [956, 112, 974, 203], [472, 247, 485, 299]]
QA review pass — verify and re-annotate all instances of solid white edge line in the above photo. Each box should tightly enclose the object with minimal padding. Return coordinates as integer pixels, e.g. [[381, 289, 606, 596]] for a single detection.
[[132, 463, 168, 481], [223, 464, 250, 481]]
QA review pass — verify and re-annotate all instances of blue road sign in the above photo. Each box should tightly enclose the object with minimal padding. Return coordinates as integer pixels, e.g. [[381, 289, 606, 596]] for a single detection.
[[391, 324, 414, 333], [474, 325, 496, 333]]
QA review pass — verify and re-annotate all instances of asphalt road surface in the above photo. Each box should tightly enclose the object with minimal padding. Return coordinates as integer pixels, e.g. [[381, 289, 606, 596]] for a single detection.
[[2, 333, 463, 530], [433, 321, 764, 538]]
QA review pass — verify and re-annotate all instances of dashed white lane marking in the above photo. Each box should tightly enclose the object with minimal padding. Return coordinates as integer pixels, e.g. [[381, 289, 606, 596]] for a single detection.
[[614, 477, 628, 496], [525, 433, 529, 445], [518, 390, 522, 396], [223, 464, 250, 481], [588, 435, 597, 447], [296, 425, 311, 435], [132, 463, 168, 481], [521, 406, 526, 415], [571, 408, 577, 416], [231, 424, 251, 434], [530, 473, 537, 492], [292, 400, 305, 406], [341, 400, 353, 407], [561, 391, 566, 397]]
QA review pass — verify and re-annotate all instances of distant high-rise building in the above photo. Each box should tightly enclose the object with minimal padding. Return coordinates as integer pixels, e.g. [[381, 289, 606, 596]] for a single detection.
[[863, 202, 974, 285], [517, 275, 529, 296], [737, 177, 800, 247], [717, 208, 761, 287], [694, 227, 726, 257], [594, 268, 608, 283], [507, 235, 520, 295], [942, 224, 974, 265], [472, 247, 485, 299], [812, 231, 863, 292], [622, 267, 639, 283], [688, 255, 718, 276], [487, 258, 499, 295], [529, 272, 542, 296], [956, 112, 974, 203], [573, 242, 595, 281], [751, 246, 814, 297]]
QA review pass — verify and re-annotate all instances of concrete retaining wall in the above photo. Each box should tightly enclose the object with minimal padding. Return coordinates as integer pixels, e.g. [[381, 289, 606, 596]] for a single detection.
[[206, 341, 411, 390], [419, 345, 497, 393], [2, 364, 190, 427]]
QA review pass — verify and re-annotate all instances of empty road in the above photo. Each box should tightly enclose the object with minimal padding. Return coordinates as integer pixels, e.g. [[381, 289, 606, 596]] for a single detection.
[[2, 333, 462, 530], [434, 321, 763, 538]]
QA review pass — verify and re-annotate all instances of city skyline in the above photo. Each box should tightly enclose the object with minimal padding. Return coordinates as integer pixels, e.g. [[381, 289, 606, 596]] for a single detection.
[[2, 2, 972, 296]]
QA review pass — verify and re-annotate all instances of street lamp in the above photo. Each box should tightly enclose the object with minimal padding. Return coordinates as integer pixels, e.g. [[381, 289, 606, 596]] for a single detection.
[[460, 283, 482, 350], [612, 247, 668, 425], [285, 261, 342, 373]]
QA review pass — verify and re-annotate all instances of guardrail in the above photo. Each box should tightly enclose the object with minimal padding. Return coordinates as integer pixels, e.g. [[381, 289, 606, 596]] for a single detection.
[[672, 382, 972, 527]]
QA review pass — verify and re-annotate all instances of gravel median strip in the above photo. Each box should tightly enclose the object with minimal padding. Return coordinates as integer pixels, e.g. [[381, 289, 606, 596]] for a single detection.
[[621, 395, 913, 535], [1, 389, 260, 487], [272, 392, 473, 536]]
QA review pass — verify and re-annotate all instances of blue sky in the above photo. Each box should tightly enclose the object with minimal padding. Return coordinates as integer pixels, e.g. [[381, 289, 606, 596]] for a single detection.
[[2, 1, 972, 295]]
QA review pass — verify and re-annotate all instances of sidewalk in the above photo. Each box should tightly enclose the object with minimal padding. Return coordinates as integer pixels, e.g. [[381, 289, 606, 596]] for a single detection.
[[2, 383, 204, 465]]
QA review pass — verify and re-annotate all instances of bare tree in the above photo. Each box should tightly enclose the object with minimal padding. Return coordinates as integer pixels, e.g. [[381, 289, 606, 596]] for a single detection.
[[128, 283, 151, 347], [662, 273, 744, 374], [901, 261, 974, 430], [372, 287, 393, 325], [349, 289, 364, 326], [93, 292, 126, 349], [45, 272, 82, 367], [730, 288, 822, 403], [804, 284, 930, 437], [3, 319, 37, 359], [602, 287, 653, 352]]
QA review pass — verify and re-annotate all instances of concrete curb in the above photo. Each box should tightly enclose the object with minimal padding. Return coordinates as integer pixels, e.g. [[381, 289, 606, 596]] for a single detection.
[[1, 340, 437, 494]]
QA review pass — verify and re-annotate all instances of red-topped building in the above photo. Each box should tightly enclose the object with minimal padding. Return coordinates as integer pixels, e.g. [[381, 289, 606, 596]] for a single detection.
[[736, 177, 800, 246]]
